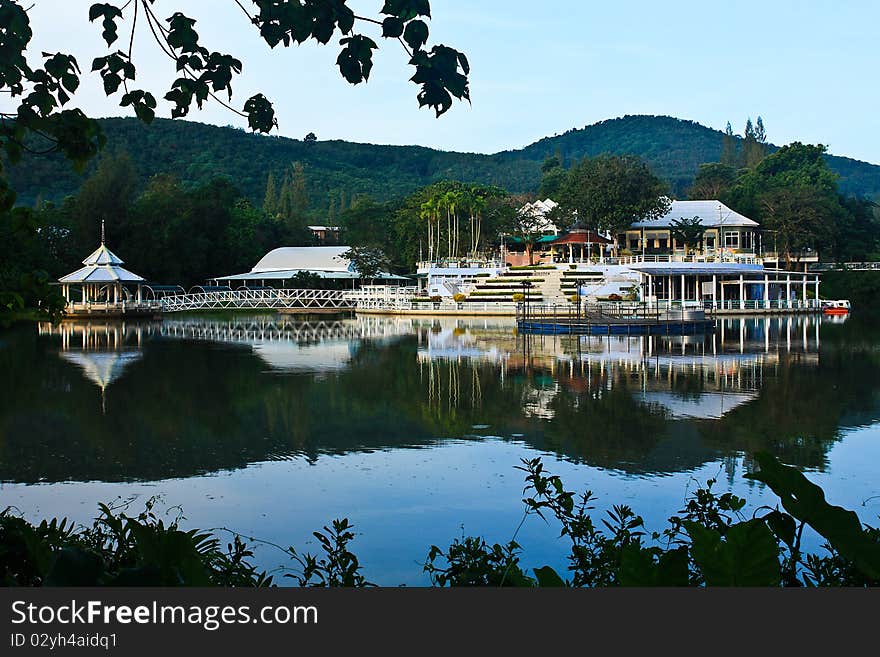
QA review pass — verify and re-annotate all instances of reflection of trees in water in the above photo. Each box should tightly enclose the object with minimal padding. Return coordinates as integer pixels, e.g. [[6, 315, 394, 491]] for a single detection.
[[2, 314, 879, 484]]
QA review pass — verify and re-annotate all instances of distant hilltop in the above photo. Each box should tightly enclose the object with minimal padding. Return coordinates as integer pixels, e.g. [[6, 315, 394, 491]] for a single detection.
[[8, 114, 880, 209]]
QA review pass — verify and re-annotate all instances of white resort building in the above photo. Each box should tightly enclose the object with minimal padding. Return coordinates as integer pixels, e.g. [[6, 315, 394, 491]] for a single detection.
[[406, 199, 822, 315]]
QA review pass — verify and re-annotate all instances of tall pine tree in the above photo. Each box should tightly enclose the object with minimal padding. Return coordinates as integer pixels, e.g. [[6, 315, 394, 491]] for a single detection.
[[755, 116, 767, 145], [263, 171, 279, 217], [290, 162, 309, 219], [741, 117, 766, 168], [721, 122, 737, 167]]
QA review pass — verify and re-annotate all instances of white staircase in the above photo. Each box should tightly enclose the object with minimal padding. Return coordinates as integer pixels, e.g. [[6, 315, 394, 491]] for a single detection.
[[539, 269, 568, 304]]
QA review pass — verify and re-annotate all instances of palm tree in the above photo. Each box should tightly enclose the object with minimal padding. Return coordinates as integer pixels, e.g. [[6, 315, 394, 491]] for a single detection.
[[444, 190, 465, 259], [469, 191, 487, 258], [420, 197, 438, 263]]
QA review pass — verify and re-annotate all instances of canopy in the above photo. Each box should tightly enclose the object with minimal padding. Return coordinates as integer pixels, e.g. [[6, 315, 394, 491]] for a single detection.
[[214, 246, 408, 282], [552, 230, 612, 245]]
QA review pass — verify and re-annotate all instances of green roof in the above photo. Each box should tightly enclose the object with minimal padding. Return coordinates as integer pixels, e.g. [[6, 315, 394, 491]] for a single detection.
[[507, 235, 557, 245]]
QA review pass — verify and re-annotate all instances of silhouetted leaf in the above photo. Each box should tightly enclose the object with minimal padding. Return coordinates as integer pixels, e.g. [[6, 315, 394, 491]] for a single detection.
[[746, 452, 880, 578], [534, 565, 566, 587], [382, 17, 404, 38], [403, 19, 429, 51], [686, 519, 781, 586]]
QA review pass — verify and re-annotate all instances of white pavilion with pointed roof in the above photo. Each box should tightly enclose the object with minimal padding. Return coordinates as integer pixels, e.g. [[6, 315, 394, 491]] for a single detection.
[[58, 223, 147, 309]]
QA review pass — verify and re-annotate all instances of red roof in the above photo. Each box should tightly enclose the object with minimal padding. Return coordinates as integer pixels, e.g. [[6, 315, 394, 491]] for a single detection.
[[551, 230, 612, 245]]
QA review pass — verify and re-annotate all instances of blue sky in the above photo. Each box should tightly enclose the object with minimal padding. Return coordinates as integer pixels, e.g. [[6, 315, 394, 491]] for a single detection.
[[22, 1, 880, 163]]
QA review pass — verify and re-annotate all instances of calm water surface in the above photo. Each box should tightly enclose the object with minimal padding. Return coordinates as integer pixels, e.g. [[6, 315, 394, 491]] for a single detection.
[[1, 313, 878, 585]]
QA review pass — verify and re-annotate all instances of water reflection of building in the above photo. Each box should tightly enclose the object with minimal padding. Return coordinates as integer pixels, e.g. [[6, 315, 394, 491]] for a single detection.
[[161, 316, 415, 373], [40, 316, 417, 377], [38, 321, 151, 412], [415, 316, 824, 421]]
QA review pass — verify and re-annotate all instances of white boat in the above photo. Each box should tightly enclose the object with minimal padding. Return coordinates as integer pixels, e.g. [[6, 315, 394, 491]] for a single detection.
[[820, 299, 851, 315]]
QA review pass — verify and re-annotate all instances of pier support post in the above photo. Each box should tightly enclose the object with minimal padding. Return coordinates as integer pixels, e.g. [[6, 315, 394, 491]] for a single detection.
[[814, 277, 820, 307], [786, 275, 792, 309], [739, 275, 745, 310], [712, 274, 717, 310], [764, 274, 769, 309]]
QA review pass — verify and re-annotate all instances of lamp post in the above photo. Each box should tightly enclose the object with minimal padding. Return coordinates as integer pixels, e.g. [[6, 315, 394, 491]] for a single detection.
[[520, 280, 533, 319]]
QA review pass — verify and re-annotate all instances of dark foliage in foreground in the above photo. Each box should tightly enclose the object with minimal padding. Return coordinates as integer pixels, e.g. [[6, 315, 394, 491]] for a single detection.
[[2, 453, 877, 587]]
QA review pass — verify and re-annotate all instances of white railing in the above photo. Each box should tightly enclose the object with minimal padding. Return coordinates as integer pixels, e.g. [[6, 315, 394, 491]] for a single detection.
[[649, 299, 822, 311], [347, 286, 419, 302], [158, 318, 412, 343], [356, 298, 518, 313], [159, 288, 354, 313], [65, 301, 162, 314], [810, 262, 880, 272], [613, 253, 761, 266], [417, 259, 504, 271]]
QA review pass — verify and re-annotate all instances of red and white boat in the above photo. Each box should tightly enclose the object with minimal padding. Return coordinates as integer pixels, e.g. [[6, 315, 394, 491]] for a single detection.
[[821, 299, 851, 315]]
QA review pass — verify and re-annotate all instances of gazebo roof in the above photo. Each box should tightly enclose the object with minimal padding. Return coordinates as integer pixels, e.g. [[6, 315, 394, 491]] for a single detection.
[[82, 243, 125, 266], [60, 238, 146, 284], [59, 264, 146, 284], [552, 229, 612, 245]]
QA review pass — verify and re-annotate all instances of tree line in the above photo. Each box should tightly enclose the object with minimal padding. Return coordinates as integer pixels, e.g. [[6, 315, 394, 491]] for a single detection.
[[692, 126, 878, 265], [3, 129, 879, 320]]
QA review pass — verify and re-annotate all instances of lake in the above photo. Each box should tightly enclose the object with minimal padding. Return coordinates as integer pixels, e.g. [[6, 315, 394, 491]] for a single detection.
[[1, 313, 878, 585]]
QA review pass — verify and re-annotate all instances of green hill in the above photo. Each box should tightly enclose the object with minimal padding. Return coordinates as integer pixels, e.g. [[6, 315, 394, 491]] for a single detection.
[[7, 115, 880, 209]]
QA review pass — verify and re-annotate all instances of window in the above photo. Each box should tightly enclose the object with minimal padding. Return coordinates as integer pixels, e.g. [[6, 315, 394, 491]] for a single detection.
[[724, 231, 739, 248], [705, 235, 715, 249]]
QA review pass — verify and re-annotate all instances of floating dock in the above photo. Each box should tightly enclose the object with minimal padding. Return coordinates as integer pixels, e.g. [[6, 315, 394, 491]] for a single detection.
[[516, 305, 716, 336]]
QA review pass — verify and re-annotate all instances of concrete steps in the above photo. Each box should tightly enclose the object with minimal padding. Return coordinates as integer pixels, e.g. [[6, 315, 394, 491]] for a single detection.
[[538, 269, 568, 304]]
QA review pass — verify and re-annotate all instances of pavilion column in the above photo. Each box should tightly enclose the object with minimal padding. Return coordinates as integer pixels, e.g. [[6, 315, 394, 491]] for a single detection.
[[739, 275, 745, 310], [681, 274, 686, 304], [802, 275, 808, 307], [114, 285, 118, 304], [712, 274, 717, 310], [786, 275, 792, 309], [764, 274, 769, 309], [814, 277, 820, 307], [719, 278, 725, 309], [137, 285, 142, 303], [568, 244, 573, 264]]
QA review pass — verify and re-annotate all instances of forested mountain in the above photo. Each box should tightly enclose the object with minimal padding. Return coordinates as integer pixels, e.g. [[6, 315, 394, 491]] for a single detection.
[[500, 116, 880, 199], [7, 115, 880, 210]]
